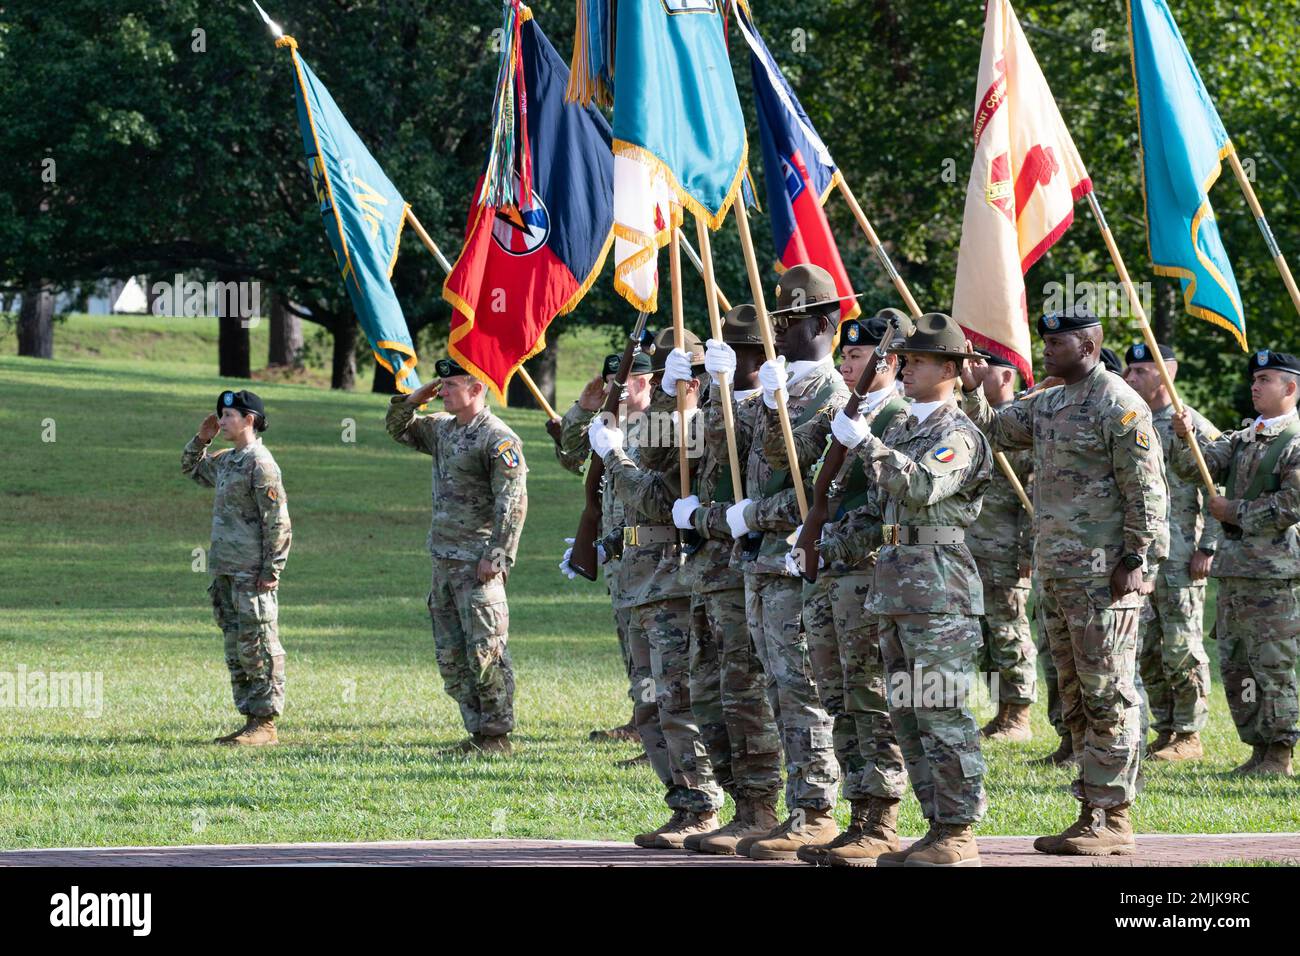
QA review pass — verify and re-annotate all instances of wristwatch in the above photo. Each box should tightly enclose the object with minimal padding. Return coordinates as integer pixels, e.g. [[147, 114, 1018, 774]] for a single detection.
[[1120, 553, 1144, 572]]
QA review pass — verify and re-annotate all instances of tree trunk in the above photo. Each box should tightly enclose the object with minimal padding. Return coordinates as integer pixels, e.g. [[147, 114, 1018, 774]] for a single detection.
[[17, 284, 54, 358], [331, 318, 358, 390], [1153, 280, 1178, 347], [506, 346, 556, 410], [268, 294, 303, 367]]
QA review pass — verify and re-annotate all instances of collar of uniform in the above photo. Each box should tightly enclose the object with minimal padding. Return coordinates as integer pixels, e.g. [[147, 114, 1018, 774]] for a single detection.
[[864, 383, 895, 411], [1150, 402, 1174, 421], [456, 407, 492, 431], [1253, 410, 1299, 436], [732, 387, 759, 403], [908, 398, 947, 426], [230, 436, 262, 458], [786, 355, 834, 393]]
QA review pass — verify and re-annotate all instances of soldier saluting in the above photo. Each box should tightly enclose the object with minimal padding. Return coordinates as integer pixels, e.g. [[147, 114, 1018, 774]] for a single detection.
[[387, 358, 527, 756], [182, 389, 291, 747]]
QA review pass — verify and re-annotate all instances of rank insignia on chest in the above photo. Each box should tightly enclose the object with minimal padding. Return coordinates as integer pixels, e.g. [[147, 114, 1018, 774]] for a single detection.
[[932, 446, 956, 464], [1120, 410, 1138, 427], [493, 438, 520, 468], [1135, 430, 1150, 450]]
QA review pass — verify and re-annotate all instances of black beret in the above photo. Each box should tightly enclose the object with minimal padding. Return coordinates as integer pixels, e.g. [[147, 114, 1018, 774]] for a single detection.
[[217, 389, 265, 421], [1037, 306, 1101, 337], [1099, 347, 1124, 376], [840, 317, 887, 349], [1125, 341, 1176, 365], [1248, 349, 1300, 377], [435, 357, 469, 378]]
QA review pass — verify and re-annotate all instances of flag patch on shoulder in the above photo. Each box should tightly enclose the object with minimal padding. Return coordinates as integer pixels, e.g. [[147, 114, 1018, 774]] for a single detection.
[[933, 446, 956, 464], [493, 439, 520, 468], [1135, 430, 1150, 450]]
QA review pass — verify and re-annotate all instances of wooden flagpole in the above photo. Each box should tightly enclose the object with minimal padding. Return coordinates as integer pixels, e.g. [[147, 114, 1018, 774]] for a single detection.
[[669, 222, 692, 502], [695, 215, 745, 499], [1226, 150, 1300, 319], [679, 228, 733, 313]]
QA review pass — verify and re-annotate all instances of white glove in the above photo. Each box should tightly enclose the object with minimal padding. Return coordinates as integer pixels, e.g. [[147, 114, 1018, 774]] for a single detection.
[[783, 550, 803, 578], [758, 357, 788, 409], [559, 538, 577, 579], [662, 348, 695, 397], [672, 495, 701, 531], [831, 408, 871, 450], [726, 499, 754, 539], [588, 416, 625, 458], [704, 338, 737, 385]]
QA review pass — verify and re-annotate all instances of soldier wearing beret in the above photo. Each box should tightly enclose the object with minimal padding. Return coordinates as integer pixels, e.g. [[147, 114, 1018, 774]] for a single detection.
[[962, 307, 1169, 856], [831, 313, 993, 867], [387, 358, 527, 755], [965, 350, 1038, 744], [182, 389, 291, 746], [590, 328, 726, 846], [1172, 348, 1300, 776], [1122, 342, 1218, 762]]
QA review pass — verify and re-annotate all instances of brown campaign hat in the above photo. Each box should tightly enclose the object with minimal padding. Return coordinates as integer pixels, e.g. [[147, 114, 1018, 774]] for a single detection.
[[888, 312, 981, 359], [721, 304, 764, 347], [774, 263, 841, 320], [651, 327, 705, 372]]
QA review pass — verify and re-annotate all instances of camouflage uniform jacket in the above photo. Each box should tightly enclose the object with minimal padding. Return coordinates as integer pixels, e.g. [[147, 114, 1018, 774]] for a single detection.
[[847, 398, 993, 615], [965, 400, 1033, 569], [386, 399, 528, 567], [698, 383, 762, 577], [684, 387, 747, 594], [964, 362, 1169, 579], [1152, 403, 1222, 585], [182, 436, 291, 583], [1174, 409, 1300, 580]]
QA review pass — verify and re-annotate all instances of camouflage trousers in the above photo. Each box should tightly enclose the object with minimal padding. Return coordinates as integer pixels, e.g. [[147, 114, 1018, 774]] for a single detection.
[[612, 600, 637, 714], [624, 602, 673, 789], [1039, 577, 1142, 809], [690, 587, 782, 802], [977, 561, 1037, 705], [1034, 587, 1068, 738], [745, 572, 840, 812], [878, 613, 987, 825], [634, 597, 723, 812], [1137, 576, 1210, 734], [1215, 577, 1300, 748], [428, 559, 514, 737], [804, 573, 907, 803], [209, 574, 285, 717]]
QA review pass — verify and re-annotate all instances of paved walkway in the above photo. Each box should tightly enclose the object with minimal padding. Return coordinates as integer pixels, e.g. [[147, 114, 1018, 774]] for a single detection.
[[2, 833, 1298, 866]]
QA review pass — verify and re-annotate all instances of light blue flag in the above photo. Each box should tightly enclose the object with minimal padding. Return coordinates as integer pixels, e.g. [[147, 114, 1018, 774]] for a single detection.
[[284, 39, 421, 389], [1129, 0, 1245, 348]]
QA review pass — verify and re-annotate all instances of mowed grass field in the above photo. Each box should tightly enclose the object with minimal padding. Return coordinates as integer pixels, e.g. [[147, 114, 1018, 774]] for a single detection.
[[1, 315, 1297, 849]]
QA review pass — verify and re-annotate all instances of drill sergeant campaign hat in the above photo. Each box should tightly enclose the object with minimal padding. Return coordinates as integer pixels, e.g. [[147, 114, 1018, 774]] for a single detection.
[[1125, 341, 1176, 365], [773, 263, 842, 324], [1248, 349, 1300, 377], [1037, 305, 1101, 337], [651, 327, 705, 373], [721, 304, 764, 348], [888, 312, 981, 359], [217, 389, 267, 429]]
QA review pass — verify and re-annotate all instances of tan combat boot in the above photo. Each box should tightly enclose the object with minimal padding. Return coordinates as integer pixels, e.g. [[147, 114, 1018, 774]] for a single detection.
[[986, 703, 1033, 743], [589, 721, 641, 744], [1033, 801, 1094, 854], [709, 798, 780, 856], [438, 734, 484, 756], [801, 797, 901, 867], [1229, 744, 1266, 775], [633, 811, 687, 849], [747, 809, 839, 861], [476, 734, 513, 756], [1145, 730, 1173, 757], [227, 715, 278, 747], [979, 703, 1010, 738], [876, 820, 939, 867], [1150, 731, 1202, 763], [1029, 734, 1074, 766], [1246, 741, 1294, 777], [684, 803, 742, 852], [904, 823, 980, 867], [654, 810, 720, 849], [1059, 804, 1136, 856], [213, 715, 255, 744]]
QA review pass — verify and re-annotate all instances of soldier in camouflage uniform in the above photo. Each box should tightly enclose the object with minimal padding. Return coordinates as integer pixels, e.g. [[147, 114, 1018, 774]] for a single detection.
[[1123, 342, 1218, 762], [829, 313, 992, 867], [1172, 348, 1300, 777], [779, 312, 913, 867], [387, 358, 527, 756], [966, 351, 1037, 743], [591, 329, 725, 846], [963, 307, 1169, 856], [670, 305, 783, 853], [722, 264, 848, 860], [182, 389, 291, 747], [557, 352, 656, 751]]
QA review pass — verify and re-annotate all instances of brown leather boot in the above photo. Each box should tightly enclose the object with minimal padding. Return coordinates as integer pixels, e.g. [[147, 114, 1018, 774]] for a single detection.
[[633, 811, 687, 849], [226, 715, 278, 747], [800, 798, 901, 867], [589, 721, 641, 743], [747, 809, 839, 861], [1033, 801, 1094, 854], [1246, 741, 1294, 777], [213, 715, 254, 744], [711, 798, 780, 856], [1229, 744, 1266, 775], [877, 820, 939, 867], [685, 803, 743, 852], [905, 823, 980, 867], [1145, 730, 1173, 757], [438, 734, 484, 755], [654, 810, 720, 849], [1059, 803, 1136, 856], [979, 702, 1009, 738], [1150, 731, 1202, 763], [986, 703, 1033, 743], [476, 734, 513, 756], [1029, 734, 1074, 765]]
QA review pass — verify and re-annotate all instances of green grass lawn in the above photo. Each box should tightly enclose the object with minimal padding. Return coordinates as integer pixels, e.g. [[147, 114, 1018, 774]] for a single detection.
[[1, 317, 1297, 849]]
